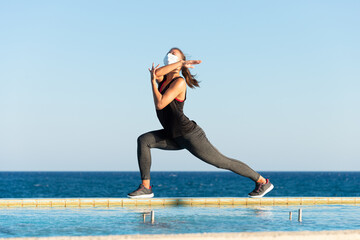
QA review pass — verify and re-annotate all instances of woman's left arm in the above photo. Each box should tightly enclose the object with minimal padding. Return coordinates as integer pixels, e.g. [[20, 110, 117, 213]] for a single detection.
[[149, 63, 185, 110]]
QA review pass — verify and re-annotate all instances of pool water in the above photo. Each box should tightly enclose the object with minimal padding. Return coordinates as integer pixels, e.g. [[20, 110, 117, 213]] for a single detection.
[[0, 205, 359, 238]]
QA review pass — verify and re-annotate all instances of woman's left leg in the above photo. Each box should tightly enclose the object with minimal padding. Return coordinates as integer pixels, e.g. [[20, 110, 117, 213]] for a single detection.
[[176, 126, 260, 182], [176, 126, 274, 197]]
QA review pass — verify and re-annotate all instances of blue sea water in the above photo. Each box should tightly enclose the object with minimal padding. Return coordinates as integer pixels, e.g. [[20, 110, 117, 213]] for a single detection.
[[0, 172, 360, 238], [0, 171, 359, 198]]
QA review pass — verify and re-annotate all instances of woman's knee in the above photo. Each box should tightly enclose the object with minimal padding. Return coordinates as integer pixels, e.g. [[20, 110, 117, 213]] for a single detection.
[[207, 155, 233, 170], [137, 134, 147, 146], [137, 133, 153, 147], [214, 161, 231, 170], [197, 154, 231, 170]]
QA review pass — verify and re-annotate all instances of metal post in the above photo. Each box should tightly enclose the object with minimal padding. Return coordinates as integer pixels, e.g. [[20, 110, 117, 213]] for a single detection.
[[298, 209, 302, 222], [151, 210, 155, 224]]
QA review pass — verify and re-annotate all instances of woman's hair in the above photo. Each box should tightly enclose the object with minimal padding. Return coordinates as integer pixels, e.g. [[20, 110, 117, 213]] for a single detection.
[[170, 47, 200, 89]]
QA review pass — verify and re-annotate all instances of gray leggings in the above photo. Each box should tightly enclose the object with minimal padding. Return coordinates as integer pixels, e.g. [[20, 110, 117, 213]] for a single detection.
[[137, 125, 260, 182]]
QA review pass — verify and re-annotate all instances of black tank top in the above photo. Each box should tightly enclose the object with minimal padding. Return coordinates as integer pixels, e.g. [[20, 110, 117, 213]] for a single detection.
[[156, 75, 197, 138]]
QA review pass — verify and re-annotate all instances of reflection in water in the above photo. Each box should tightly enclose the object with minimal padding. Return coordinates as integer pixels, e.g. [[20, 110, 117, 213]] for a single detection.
[[246, 206, 275, 218], [0, 205, 360, 237]]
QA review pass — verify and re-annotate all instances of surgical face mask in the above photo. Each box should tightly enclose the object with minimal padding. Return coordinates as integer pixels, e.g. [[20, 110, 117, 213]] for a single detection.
[[163, 53, 179, 65]]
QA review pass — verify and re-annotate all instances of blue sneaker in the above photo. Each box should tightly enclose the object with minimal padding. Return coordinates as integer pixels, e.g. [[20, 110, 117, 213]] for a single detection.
[[127, 184, 154, 199], [248, 179, 274, 198]]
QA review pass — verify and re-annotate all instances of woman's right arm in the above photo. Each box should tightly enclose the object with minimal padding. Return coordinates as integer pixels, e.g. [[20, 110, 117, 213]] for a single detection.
[[155, 61, 184, 81], [155, 60, 201, 83]]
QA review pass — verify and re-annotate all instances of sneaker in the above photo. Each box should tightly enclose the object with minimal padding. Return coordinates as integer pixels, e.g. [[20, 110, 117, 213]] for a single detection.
[[127, 184, 154, 199], [248, 179, 274, 198]]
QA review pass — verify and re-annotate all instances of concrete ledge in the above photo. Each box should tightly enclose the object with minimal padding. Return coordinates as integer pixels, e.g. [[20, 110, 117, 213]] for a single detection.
[[2, 230, 360, 240], [0, 197, 359, 208]]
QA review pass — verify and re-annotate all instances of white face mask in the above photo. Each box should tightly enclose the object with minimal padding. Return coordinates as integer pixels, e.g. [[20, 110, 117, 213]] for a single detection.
[[163, 53, 179, 65]]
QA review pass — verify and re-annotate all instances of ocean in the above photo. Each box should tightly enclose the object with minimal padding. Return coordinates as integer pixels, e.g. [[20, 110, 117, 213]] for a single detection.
[[0, 171, 359, 198]]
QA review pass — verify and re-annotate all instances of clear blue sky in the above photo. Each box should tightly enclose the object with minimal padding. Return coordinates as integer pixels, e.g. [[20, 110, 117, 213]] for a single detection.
[[1, 1, 359, 171]]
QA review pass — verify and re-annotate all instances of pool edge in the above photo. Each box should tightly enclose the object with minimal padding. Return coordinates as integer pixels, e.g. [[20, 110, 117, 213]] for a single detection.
[[1, 230, 360, 240], [0, 197, 359, 208]]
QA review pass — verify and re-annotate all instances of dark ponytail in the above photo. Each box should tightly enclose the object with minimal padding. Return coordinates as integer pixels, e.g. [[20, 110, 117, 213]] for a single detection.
[[181, 66, 199, 89], [171, 47, 200, 89]]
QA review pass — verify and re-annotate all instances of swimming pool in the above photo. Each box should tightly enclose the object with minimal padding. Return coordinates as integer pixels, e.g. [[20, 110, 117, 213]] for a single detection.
[[0, 205, 359, 238]]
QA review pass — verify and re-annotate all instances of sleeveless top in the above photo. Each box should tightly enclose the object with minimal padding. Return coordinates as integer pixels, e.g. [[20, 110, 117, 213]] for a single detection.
[[156, 75, 197, 138]]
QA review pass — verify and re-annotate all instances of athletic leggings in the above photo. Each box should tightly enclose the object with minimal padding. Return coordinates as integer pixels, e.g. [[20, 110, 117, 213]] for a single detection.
[[137, 125, 260, 182]]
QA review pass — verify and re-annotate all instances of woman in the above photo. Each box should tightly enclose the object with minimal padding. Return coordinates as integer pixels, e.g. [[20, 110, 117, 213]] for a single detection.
[[128, 48, 274, 198]]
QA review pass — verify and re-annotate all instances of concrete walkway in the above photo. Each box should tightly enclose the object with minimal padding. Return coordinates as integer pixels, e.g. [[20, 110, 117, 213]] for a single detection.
[[2, 230, 360, 240], [1, 197, 359, 208]]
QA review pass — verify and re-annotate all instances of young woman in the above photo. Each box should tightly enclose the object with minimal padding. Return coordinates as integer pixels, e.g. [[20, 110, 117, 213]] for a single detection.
[[128, 48, 274, 198]]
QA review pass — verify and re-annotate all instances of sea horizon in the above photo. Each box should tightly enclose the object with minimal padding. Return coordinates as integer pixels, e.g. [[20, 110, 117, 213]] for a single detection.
[[1, 171, 359, 198]]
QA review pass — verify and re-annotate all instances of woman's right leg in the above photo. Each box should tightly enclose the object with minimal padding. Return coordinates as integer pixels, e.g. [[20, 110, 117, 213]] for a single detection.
[[137, 129, 183, 185], [128, 130, 183, 198]]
